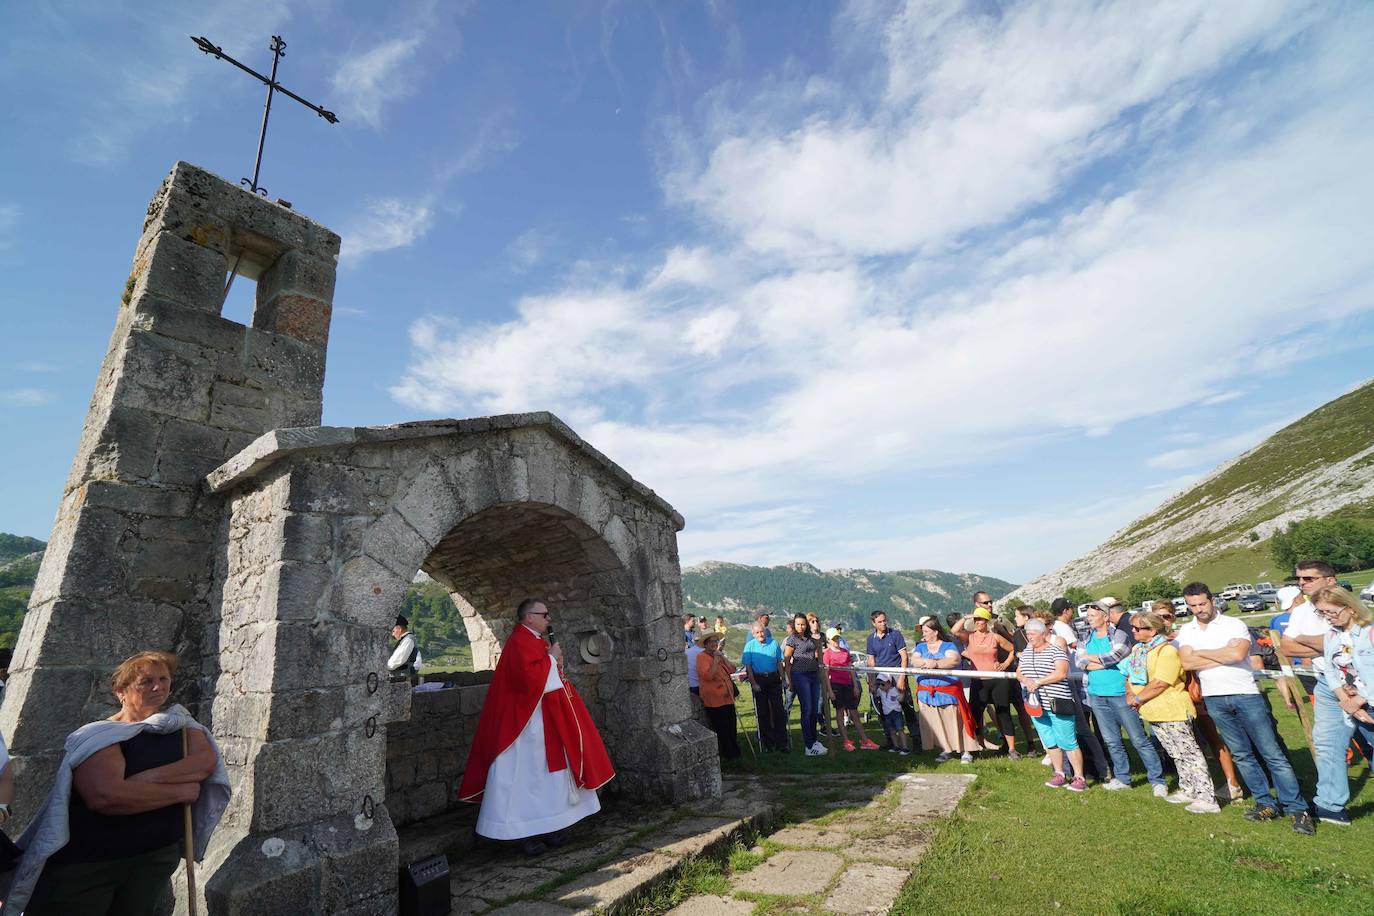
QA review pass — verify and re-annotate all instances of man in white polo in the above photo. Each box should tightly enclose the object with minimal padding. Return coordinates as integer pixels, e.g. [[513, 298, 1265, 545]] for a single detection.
[[1176, 582, 1312, 835]]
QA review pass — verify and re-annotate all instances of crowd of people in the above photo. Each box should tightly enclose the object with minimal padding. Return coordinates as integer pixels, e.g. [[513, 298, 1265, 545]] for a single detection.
[[685, 558, 1374, 837]]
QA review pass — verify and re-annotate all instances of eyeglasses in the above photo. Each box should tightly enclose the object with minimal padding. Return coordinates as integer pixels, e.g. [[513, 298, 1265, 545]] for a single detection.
[[1160, 615, 1175, 621], [976, 600, 993, 606], [527, 611, 551, 618], [1296, 575, 1324, 582], [1130, 625, 1150, 631]]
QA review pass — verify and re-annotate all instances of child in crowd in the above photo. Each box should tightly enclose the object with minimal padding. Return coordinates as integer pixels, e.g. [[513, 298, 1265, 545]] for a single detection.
[[823, 628, 878, 751], [875, 675, 910, 755]]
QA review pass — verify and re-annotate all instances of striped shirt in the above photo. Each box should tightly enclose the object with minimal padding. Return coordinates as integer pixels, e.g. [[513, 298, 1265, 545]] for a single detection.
[[1017, 643, 1072, 700]]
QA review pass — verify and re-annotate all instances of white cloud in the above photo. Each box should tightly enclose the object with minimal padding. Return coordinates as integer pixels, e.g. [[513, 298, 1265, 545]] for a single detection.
[[671, 0, 1314, 260], [331, 34, 425, 128], [340, 197, 436, 261], [2, 389, 54, 407], [1146, 422, 1287, 471], [393, 2, 1374, 578]]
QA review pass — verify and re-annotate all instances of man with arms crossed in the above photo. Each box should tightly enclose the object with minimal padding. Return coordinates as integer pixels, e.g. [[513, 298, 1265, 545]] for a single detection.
[[1177, 582, 1313, 835]]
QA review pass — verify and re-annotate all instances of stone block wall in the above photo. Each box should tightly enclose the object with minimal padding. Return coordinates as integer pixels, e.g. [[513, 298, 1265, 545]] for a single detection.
[[1, 162, 339, 838], [384, 673, 491, 827]]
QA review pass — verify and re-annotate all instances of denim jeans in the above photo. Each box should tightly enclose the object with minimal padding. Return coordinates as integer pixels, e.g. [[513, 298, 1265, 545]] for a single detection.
[[1312, 679, 1374, 812], [1206, 692, 1307, 814], [792, 670, 821, 748], [1088, 692, 1166, 786]]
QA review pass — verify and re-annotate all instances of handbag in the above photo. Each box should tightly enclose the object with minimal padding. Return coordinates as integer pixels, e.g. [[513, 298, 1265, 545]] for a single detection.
[[1050, 696, 1076, 717], [1185, 672, 1203, 704]]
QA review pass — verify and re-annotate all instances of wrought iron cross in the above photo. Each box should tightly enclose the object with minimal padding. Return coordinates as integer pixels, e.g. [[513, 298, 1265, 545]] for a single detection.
[[191, 34, 339, 199]]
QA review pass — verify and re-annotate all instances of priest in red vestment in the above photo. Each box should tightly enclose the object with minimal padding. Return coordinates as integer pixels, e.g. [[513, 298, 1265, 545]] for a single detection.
[[457, 598, 615, 855]]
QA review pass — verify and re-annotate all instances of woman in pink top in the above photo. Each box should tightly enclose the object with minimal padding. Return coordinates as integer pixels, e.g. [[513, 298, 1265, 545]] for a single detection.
[[956, 608, 1021, 758], [822, 629, 878, 751]]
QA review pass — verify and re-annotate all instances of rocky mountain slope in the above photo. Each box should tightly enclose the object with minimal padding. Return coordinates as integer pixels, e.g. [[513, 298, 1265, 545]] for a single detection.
[[683, 560, 1017, 632], [1009, 379, 1374, 604]]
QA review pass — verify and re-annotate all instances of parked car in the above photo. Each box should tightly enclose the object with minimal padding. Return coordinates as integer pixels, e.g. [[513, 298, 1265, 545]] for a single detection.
[[1220, 583, 1254, 599], [1256, 585, 1279, 605], [1172, 596, 1192, 617], [1361, 584, 1374, 605], [1213, 596, 1230, 612], [1256, 582, 1275, 592], [1237, 593, 1266, 613], [1248, 626, 1279, 670]]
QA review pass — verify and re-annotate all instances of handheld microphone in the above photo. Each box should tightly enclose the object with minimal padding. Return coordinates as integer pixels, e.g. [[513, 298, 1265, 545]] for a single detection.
[[547, 624, 557, 645]]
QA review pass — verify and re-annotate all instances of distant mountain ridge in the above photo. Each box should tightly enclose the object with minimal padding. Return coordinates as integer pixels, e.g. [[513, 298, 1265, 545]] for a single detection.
[[1010, 378, 1374, 604], [683, 560, 1017, 632]]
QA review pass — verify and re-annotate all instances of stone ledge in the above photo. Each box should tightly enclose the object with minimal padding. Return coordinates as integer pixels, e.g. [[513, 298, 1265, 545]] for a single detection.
[[203, 414, 685, 528]]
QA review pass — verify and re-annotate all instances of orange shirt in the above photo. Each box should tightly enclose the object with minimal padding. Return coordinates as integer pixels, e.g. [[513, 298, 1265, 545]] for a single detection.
[[964, 630, 1000, 671], [696, 652, 735, 707]]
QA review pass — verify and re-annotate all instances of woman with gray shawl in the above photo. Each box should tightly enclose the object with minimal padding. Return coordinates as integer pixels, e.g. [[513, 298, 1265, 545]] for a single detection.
[[3, 650, 231, 915]]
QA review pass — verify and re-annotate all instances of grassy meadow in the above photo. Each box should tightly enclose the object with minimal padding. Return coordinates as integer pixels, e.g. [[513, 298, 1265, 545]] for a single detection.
[[657, 674, 1374, 915]]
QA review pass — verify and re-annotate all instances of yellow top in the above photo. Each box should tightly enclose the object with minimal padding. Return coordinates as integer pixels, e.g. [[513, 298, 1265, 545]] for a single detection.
[[714, 620, 728, 636], [1139, 643, 1195, 723]]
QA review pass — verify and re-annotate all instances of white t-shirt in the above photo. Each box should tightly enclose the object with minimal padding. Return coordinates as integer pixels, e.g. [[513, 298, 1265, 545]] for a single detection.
[[1281, 600, 1330, 674], [1176, 614, 1257, 697], [1052, 620, 1080, 670]]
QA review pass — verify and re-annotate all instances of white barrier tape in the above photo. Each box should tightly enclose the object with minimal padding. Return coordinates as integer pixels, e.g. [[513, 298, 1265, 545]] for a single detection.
[[822, 662, 1320, 683]]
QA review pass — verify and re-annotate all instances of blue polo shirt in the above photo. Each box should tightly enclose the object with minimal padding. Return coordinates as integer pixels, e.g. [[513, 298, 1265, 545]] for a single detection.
[[866, 628, 907, 668], [741, 633, 783, 674]]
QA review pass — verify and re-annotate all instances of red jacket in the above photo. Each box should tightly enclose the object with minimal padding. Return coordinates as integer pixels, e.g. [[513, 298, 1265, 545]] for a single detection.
[[456, 624, 615, 801]]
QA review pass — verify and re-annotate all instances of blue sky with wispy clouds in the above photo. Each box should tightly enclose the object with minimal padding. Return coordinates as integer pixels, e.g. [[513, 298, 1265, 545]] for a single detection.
[[3, 1, 1373, 582]]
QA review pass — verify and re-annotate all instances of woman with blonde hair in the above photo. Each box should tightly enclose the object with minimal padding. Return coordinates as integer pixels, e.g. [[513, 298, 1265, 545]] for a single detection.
[[1124, 612, 1218, 812], [8, 650, 231, 915], [1311, 585, 1374, 826]]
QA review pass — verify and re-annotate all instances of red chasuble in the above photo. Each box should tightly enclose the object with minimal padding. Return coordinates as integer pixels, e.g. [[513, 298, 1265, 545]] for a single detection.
[[457, 624, 615, 801]]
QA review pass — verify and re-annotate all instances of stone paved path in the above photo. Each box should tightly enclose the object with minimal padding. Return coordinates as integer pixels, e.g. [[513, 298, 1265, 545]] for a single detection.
[[668, 772, 975, 916]]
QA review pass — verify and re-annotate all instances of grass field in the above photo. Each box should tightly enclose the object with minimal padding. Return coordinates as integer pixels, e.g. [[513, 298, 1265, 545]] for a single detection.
[[661, 677, 1374, 915]]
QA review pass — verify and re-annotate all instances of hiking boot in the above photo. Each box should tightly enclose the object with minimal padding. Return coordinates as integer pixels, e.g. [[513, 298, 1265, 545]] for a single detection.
[[1291, 811, 1315, 836], [1243, 805, 1279, 823], [1044, 773, 1067, 789]]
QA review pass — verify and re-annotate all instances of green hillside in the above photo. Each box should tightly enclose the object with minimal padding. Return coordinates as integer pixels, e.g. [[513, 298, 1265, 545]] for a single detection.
[[683, 561, 1017, 632], [0, 536, 42, 650], [1010, 379, 1374, 604]]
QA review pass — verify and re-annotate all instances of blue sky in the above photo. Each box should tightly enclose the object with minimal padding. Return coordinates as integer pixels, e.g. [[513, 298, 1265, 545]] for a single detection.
[[3, 1, 1374, 583]]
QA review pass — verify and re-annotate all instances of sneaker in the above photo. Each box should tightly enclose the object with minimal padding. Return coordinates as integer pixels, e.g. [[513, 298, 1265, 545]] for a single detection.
[[1007, 750, 1022, 761], [1165, 791, 1194, 804], [1101, 779, 1130, 791], [1044, 773, 1067, 789], [843, 740, 856, 752], [1292, 811, 1315, 835], [898, 748, 910, 756], [804, 744, 825, 757], [1216, 783, 1244, 801], [935, 751, 952, 763], [1066, 777, 1087, 792], [1314, 806, 1351, 826], [887, 747, 900, 754], [1243, 805, 1279, 823], [1152, 784, 1169, 799], [1040, 754, 1052, 766], [859, 739, 880, 750], [810, 741, 827, 754], [1185, 799, 1221, 814], [960, 752, 974, 764]]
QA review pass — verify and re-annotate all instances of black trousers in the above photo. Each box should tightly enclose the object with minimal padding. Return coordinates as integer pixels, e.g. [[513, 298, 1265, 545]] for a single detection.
[[753, 674, 789, 750], [970, 680, 1016, 748], [706, 703, 741, 759]]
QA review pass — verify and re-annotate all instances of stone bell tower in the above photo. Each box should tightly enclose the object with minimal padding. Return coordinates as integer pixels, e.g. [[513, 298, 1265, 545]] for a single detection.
[[1, 160, 338, 844]]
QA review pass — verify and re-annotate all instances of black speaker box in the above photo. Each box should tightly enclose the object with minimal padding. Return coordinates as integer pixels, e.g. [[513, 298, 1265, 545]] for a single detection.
[[399, 854, 450, 916]]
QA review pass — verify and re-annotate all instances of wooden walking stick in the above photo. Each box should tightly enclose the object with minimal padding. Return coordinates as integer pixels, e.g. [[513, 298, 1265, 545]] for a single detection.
[[1268, 629, 1317, 766], [181, 728, 199, 916]]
